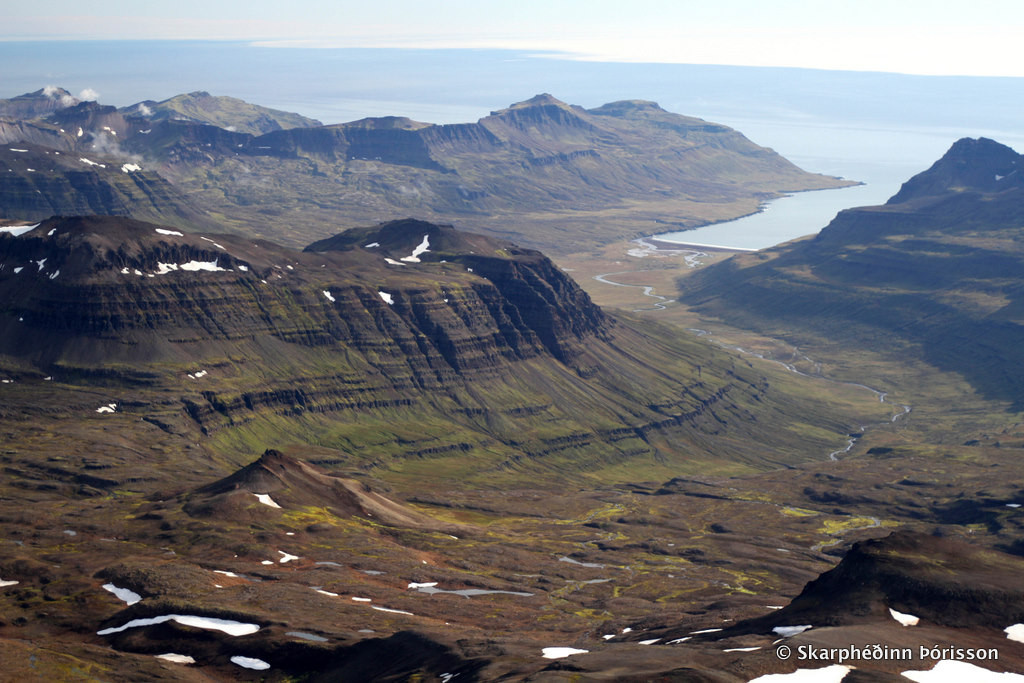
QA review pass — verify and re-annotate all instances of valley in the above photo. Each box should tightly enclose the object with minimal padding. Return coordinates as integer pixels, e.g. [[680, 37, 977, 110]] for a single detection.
[[2, 87, 1024, 681]]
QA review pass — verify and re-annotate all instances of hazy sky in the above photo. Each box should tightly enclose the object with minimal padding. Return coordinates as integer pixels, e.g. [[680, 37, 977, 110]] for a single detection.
[[5, 0, 1024, 78]]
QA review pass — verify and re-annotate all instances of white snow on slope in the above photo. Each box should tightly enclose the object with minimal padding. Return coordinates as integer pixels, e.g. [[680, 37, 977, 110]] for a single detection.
[[541, 647, 588, 659], [748, 665, 851, 682], [400, 235, 430, 262], [97, 614, 260, 636], [254, 493, 281, 509], [902, 660, 1024, 681], [102, 583, 142, 605], [889, 607, 919, 626], [231, 656, 270, 670]]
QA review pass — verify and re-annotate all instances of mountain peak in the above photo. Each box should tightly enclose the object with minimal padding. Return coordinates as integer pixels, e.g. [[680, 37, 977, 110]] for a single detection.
[[0, 86, 79, 119], [588, 99, 664, 115], [512, 93, 569, 108], [887, 136, 1023, 204]]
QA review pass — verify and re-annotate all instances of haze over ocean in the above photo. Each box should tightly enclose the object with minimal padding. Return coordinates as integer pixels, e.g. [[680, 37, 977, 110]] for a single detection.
[[4, 40, 1023, 245]]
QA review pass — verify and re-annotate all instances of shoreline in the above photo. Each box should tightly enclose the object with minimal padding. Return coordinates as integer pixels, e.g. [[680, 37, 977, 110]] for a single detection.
[[638, 237, 759, 253]]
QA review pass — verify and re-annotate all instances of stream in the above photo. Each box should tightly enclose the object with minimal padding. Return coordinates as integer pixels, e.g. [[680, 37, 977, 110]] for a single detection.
[[687, 328, 912, 460]]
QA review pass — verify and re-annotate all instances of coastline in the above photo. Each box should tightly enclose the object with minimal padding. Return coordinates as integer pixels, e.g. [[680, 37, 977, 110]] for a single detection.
[[639, 237, 759, 253]]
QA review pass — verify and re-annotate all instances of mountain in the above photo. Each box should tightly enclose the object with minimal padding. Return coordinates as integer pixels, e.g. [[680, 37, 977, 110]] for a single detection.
[[120, 90, 323, 135], [0, 144, 216, 230], [0, 214, 903, 680], [184, 449, 463, 532], [0, 87, 79, 119], [680, 137, 1024, 407], [559, 531, 1024, 680], [0, 90, 854, 253], [0, 215, 853, 480]]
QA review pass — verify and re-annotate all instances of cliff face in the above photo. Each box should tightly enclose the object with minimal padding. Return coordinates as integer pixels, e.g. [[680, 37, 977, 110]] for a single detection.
[[0, 217, 605, 371], [0, 216, 841, 476]]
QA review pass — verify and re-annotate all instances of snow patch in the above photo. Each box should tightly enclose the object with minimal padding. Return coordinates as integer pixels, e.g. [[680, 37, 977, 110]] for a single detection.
[[723, 646, 761, 652], [638, 638, 660, 645], [278, 550, 298, 563], [541, 647, 588, 659], [384, 258, 406, 266], [79, 157, 105, 168], [102, 583, 142, 605], [254, 493, 281, 509], [0, 223, 40, 236], [97, 614, 260, 636], [231, 656, 270, 671], [371, 605, 414, 615], [400, 235, 430, 262], [889, 607, 919, 626], [155, 228, 184, 236], [351, 596, 372, 602], [901, 660, 1024, 681], [1006, 623, 1024, 643], [0, 579, 19, 587], [121, 163, 141, 173], [690, 628, 723, 635], [379, 291, 394, 305], [156, 653, 196, 664], [96, 403, 117, 414], [323, 290, 336, 303], [365, 242, 380, 248], [408, 581, 438, 589], [199, 236, 225, 249], [773, 625, 812, 637], [748, 664, 852, 682], [155, 260, 229, 274]]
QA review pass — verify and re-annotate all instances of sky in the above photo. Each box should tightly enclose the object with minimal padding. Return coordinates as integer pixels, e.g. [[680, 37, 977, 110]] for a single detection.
[[4, 0, 1024, 78]]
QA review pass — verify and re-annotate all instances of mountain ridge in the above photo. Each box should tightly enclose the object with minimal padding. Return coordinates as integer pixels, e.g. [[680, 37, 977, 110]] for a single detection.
[[680, 137, 1024, 407], [0, 89, 854, 252]]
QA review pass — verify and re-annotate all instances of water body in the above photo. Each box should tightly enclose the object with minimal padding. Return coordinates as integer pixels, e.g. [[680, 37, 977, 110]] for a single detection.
[[4, 41, 1024, 249], [653, 182, 888, 251]]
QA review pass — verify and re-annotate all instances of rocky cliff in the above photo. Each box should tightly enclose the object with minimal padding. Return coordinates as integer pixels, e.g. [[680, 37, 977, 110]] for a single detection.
[[0, 215, 845, 477]]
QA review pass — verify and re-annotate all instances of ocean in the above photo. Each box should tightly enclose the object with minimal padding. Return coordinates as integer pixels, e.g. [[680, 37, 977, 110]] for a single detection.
[[3, 40, 1023, 248]]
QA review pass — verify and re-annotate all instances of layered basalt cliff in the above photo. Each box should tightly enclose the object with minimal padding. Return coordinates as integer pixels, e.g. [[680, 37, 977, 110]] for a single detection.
[[0, 215, 838, 474]]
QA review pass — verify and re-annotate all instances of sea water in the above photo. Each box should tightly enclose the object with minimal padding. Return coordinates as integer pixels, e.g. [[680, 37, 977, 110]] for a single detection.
[[4, 41, 1024, 248]]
